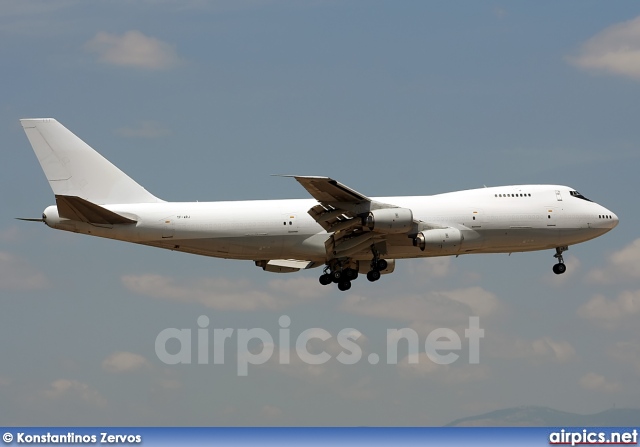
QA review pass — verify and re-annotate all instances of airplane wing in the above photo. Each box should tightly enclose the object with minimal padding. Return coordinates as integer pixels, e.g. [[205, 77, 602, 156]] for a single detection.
[[282, 175, 416, 259], [280, 175, 397, 229], [284, 175, 369, 204]]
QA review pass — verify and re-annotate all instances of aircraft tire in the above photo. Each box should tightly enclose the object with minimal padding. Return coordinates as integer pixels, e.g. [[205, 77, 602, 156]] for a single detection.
[[552, 263, 566, 275], [367, 270, 381, 282], [319, 274, 333, 285]]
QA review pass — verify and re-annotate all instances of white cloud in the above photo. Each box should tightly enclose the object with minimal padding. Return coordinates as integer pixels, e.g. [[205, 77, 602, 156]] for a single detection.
[[268, 277, 331, 300], [121, 274, 328, 311], [588, 239, 640, 283], [0, 251, 49, 290], [44, 379, 106, 407], [257, 335, 375, 401], [263, 331, 367, 382], [85, 30, 180, 70], [151, 369, 183, 392], [577, 290, 640, 327], [398, 353, 489, 383], [487, 335, 576, 363], [569, 16, 640, 81], [528, 337, 576, 362], [407, 257, 452, 279], [440, 287, 499, 318], [115, 121, 171, 139], [579, 372, 621, 393], [102, 351, 151, 373], [340, 286, 501, 326]]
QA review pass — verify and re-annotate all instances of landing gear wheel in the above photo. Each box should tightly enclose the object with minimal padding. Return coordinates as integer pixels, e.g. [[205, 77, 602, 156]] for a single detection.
[[376, 259, 388, 271], [344, 268, 358, 280], [337, 280, 352, 291], [331, 270, 342, 283], [552, 263, 566, 275], [319, 274, 332, 285], [367, 270, 381, 282]]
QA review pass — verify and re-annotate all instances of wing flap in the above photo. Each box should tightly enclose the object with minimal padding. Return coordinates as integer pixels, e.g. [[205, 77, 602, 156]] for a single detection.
[[255, 259, 316, 273], [267, 259, 314, 270]]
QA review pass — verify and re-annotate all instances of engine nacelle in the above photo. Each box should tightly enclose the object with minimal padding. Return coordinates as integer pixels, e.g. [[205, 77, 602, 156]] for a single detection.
[[363, 208, 413, 234], [413, 228, 463, 252]]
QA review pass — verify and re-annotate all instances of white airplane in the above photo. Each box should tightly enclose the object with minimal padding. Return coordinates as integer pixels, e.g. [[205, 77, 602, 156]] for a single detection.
[[19, 118, 619, 291]]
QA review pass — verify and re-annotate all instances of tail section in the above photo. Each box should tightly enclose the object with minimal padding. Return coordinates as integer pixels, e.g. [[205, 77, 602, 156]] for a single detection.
[[20, 118, 162, 204], [55, 195, 137, 225]]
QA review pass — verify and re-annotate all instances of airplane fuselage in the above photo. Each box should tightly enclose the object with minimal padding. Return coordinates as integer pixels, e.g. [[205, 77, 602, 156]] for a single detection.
[[42, 184, 618, 263]]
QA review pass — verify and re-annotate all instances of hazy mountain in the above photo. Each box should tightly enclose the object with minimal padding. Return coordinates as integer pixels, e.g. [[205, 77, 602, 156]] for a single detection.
[[445, 406, 640, 427]]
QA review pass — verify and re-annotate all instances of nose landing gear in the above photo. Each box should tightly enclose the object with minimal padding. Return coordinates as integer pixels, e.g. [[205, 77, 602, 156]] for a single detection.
[[552, 246, 568, 275]]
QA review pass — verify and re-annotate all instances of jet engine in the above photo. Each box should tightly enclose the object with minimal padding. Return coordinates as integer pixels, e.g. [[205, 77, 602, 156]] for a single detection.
[[413, 228, 463, 252], [363, 208, 413, 234]]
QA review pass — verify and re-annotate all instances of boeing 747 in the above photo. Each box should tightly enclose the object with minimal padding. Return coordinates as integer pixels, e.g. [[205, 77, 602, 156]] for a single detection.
[[19, 119, 619, 291]]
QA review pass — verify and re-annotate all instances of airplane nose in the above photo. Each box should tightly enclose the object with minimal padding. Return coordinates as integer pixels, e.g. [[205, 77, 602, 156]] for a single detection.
[[611, 212, 619, 228], [600, 208, 619, 229]]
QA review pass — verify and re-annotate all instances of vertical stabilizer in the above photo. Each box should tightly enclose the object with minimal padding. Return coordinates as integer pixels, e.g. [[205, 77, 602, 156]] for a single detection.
[[21, 118, 162, 204]]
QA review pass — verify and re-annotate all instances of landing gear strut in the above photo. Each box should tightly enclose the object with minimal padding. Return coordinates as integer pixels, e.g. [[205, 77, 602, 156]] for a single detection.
[[552, 246, 568, 275], [366, 246, 386, 282]]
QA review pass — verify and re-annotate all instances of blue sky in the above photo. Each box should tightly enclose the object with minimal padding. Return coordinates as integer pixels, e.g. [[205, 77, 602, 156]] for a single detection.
[[1, 0, 640, 425]]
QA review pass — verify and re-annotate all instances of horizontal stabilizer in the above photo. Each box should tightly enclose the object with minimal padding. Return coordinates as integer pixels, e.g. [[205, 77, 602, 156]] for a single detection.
[[56, 195, 136, 225]]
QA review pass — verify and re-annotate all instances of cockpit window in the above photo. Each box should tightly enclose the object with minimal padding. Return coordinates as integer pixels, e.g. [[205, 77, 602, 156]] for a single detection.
[[570, 190, 592, 202]]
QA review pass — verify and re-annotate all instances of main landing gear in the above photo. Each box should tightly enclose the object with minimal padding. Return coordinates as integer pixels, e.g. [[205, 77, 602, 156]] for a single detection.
[[552, 246, 568, 275], [318, 250, 389, 291], [366, 257, 386, 282], [318, 266, 358, 291]]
